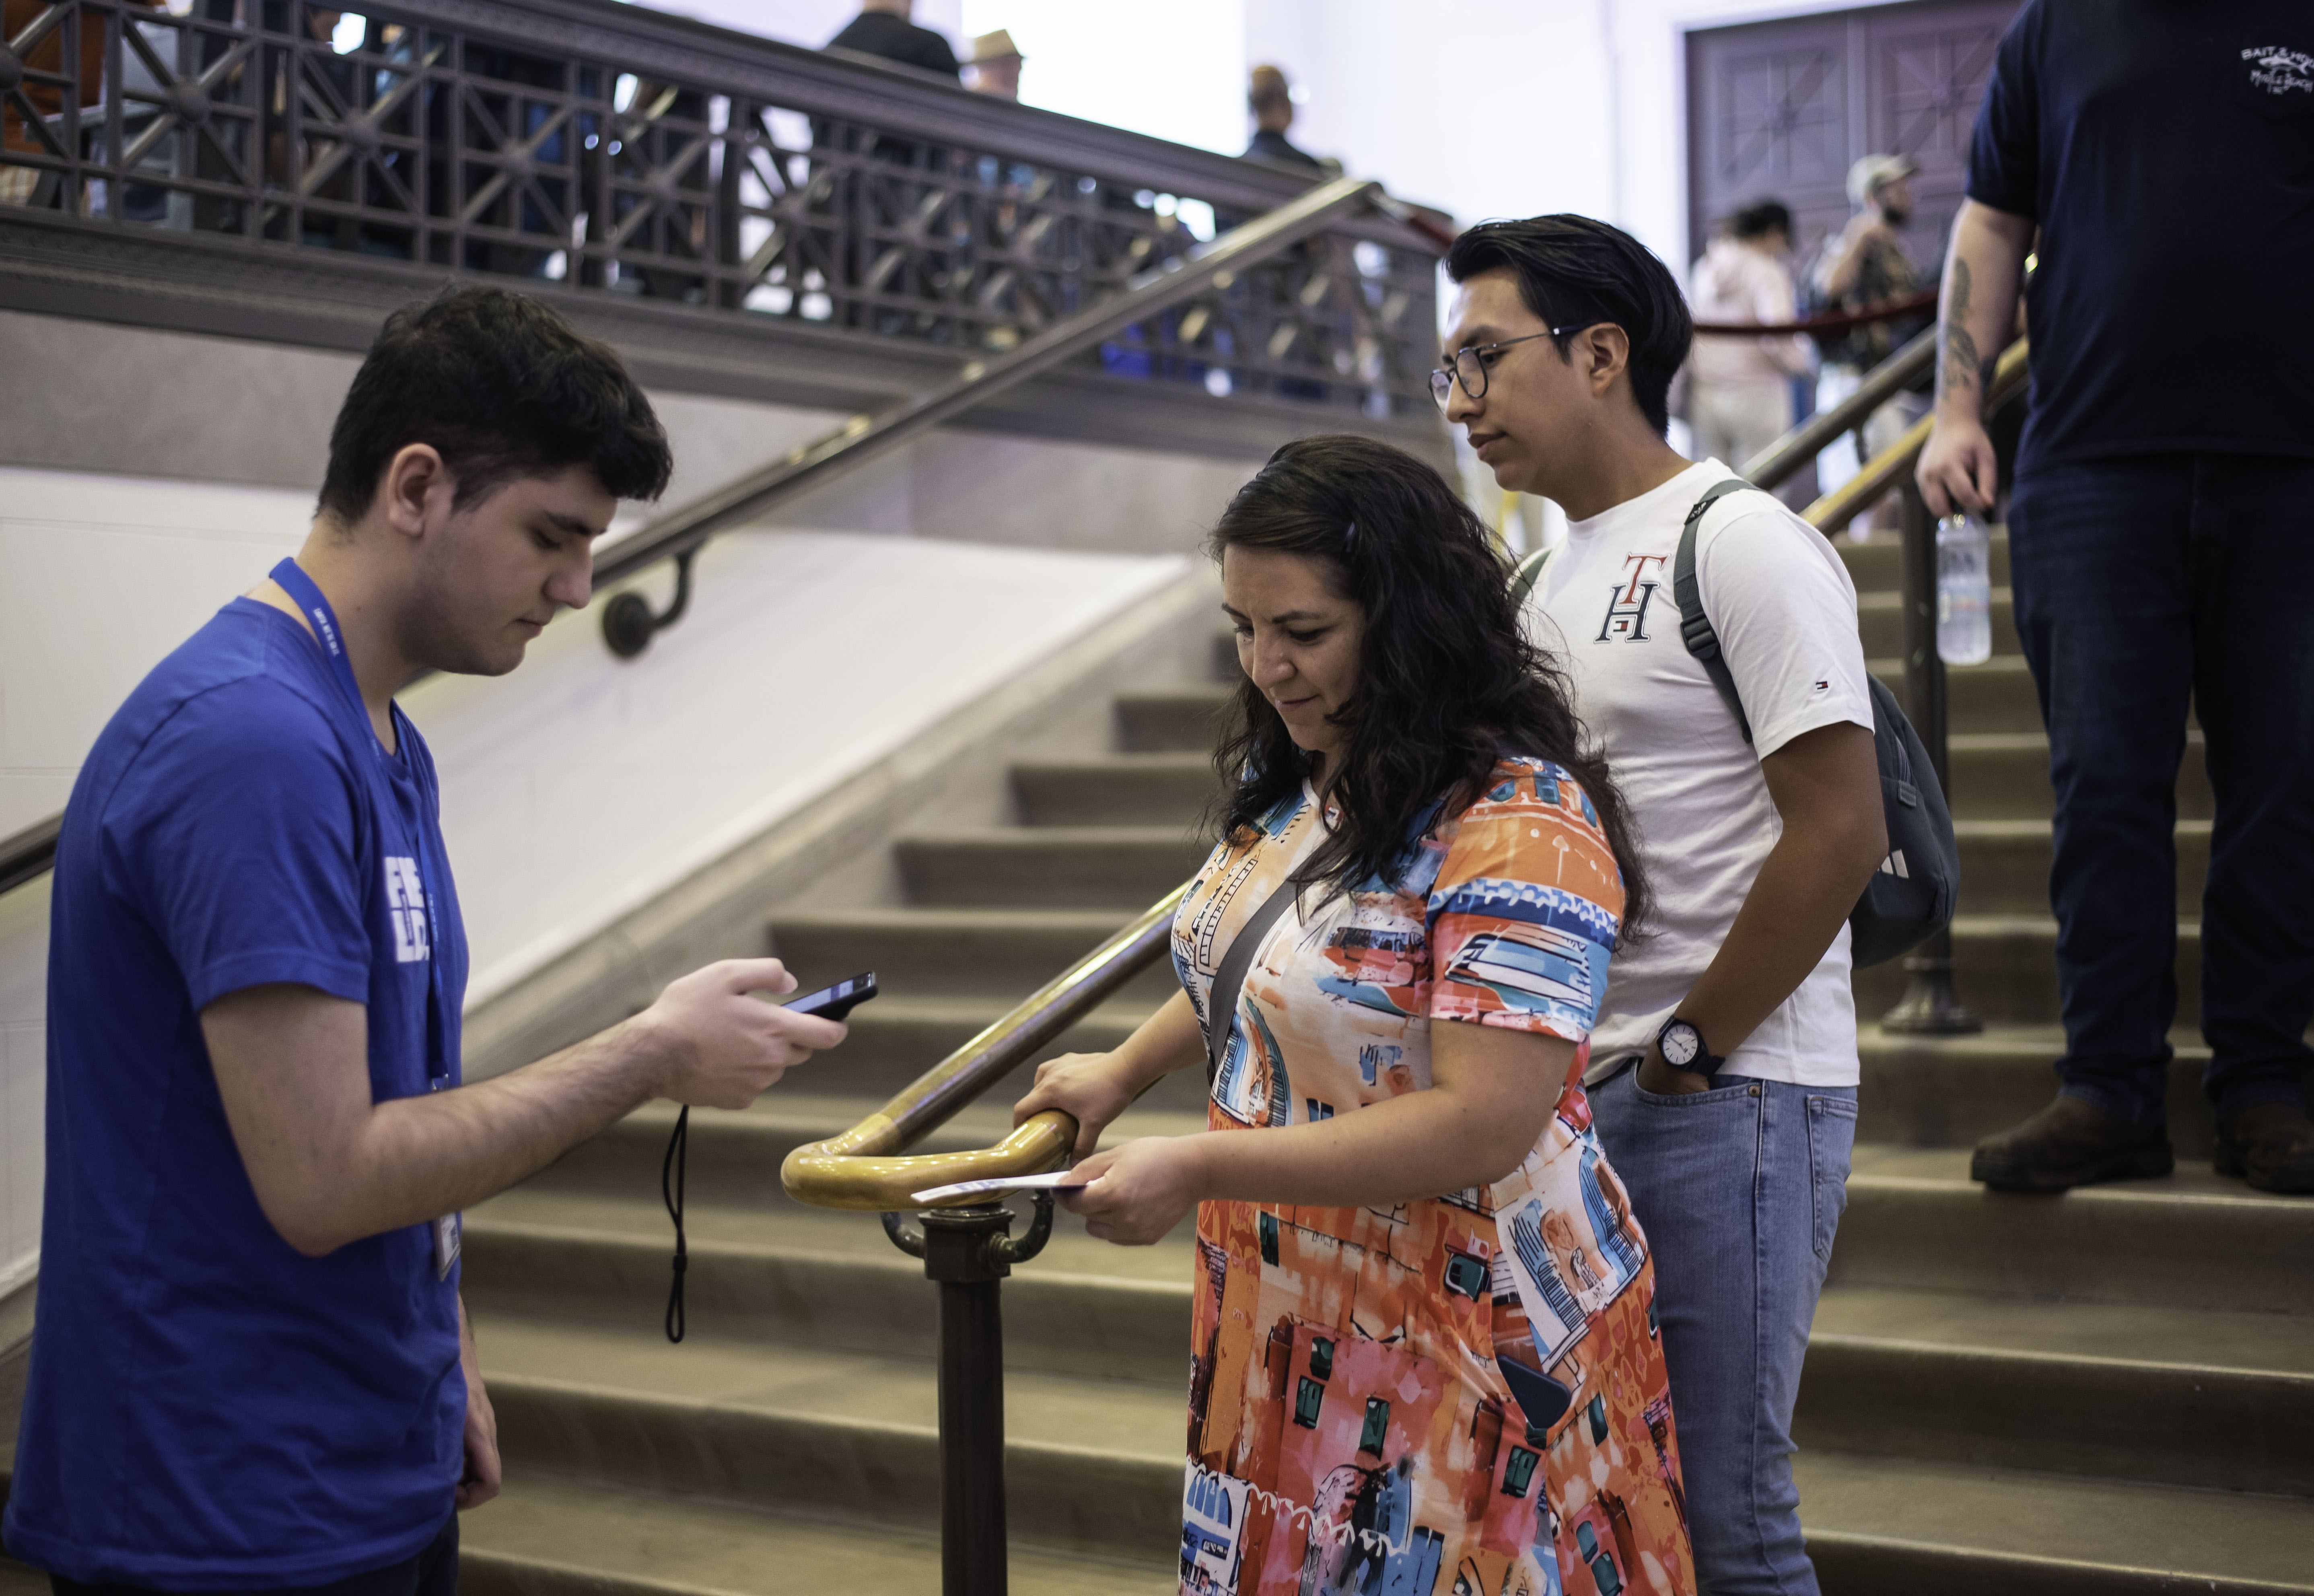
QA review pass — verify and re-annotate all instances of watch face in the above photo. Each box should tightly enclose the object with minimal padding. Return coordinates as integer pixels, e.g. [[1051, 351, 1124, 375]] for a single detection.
[[1662, 1023, 1701, 1067]]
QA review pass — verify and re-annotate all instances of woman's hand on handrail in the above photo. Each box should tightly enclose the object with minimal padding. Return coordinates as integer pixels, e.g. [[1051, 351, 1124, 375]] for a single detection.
[[1011, 988, 1205, 1160]]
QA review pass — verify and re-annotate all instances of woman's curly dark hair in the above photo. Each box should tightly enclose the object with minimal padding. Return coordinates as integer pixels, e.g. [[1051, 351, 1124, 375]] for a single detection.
[[1207, 434, 1650, 939]]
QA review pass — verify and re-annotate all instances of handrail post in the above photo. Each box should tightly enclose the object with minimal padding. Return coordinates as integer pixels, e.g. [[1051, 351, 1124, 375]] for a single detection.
[[1882, 478, 1983, 1036], [920, 1203, 1016, 1596]]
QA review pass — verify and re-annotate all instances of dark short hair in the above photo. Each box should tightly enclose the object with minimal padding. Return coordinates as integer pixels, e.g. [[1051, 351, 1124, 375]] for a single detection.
[[1206, 435, 1649, 939], [1731, 200, 1793, 241], [1444, 214, 1693, 437], [318, 285, 672, 525]]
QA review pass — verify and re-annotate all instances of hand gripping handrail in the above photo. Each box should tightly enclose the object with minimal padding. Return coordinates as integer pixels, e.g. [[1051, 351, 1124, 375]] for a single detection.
[[779, 886, 1185, 1210]]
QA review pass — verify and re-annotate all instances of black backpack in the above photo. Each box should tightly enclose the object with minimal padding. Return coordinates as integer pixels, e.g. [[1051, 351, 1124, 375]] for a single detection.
[[1511, 478, 1957, 968]]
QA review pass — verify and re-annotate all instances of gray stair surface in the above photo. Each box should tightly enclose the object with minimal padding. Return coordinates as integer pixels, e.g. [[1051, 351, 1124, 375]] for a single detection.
[[441, 523, 2309, 1595]]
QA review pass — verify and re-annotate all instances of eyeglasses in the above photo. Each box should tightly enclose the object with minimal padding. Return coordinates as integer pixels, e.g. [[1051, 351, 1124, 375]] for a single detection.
[[1429, 324, 1599, 412]]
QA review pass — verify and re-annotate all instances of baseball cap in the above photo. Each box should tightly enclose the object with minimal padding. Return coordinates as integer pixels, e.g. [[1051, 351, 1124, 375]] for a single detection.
[[1847, 153, 1919, 207]]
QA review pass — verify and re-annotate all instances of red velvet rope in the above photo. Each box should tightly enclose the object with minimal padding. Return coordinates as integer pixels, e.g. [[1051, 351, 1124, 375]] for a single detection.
[[1691, 287, 1937, 337]]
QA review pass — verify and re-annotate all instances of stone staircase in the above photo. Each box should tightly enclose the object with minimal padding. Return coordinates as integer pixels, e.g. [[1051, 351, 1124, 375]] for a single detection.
[[446, 519, 2313, 1596], [9, 529, 2300, 1594]]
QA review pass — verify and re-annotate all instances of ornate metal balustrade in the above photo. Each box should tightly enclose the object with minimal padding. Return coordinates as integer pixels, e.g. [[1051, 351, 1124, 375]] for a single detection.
[[0, 0, 1444, 420]]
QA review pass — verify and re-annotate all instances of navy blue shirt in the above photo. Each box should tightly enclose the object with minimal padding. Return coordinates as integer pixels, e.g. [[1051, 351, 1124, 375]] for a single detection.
[[7, 599, 469, 1587], [1967, 2, 2314, 472]]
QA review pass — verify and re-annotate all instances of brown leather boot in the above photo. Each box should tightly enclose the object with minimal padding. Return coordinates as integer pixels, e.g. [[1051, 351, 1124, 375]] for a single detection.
[[2213, 1103, 2314, 1194], [1970, 1094, 2174, 1192]]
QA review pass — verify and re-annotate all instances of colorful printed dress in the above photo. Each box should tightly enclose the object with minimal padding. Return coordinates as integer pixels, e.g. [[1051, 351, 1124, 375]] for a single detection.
[[1172, 758, 1694, 1596]]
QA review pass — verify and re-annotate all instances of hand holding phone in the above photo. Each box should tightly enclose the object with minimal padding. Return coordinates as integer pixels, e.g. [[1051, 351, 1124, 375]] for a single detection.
[[784, 971, 878, 1023]]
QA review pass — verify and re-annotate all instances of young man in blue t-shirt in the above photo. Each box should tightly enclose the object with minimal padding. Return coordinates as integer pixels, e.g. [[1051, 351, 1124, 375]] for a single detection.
[[6, 287, 848, 1593]]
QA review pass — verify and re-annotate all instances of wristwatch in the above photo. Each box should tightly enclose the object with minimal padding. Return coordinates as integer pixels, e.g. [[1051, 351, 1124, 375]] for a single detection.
[[1656, 1015, 1727, 1078]]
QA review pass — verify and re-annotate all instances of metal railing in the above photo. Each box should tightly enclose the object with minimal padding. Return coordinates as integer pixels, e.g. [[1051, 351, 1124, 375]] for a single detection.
[[0, 0, 1442, 416], [0, 0, 1450, 892]]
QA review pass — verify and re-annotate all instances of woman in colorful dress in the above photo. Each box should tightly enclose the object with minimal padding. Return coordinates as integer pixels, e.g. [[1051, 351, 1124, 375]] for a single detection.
[[1012, 437, 1695, 1596]]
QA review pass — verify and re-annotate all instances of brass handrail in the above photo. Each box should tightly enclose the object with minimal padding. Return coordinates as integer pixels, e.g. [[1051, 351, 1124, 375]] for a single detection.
[[1801, 337, 2030, 532], [1740, 326, 1936, 491], [779, 887, 1184, 1210]]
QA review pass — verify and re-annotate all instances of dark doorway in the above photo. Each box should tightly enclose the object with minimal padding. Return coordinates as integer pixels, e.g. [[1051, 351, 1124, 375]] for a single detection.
[[1686, 0, 2021, 279]]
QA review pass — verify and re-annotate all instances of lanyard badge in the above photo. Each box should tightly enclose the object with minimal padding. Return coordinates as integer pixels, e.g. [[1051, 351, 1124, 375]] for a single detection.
[[270, 558, 461, 1279]]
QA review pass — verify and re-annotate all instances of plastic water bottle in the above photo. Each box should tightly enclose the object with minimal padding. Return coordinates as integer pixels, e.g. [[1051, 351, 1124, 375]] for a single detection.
[[1936, 513, 1993, 666]]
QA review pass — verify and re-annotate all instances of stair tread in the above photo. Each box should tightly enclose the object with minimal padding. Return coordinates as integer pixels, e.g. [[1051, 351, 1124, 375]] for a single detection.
[[462, 1473, 1173, 1595], [471, 1184, 1200, 1284], [1013, 752, 1216, 772], [474, 1318, 1185, 1454], [1856, 1023, 2214, 1061], [1813, 1283, 2314, 1376], [770, 906, 1142, 931], [1793, 1450, 2314, 1587], [1846, 1141, 2289, 1203], [1952, 816, 2211, 838], [590, 1089, 1200, 1147], [901, 825, 1204, 844]]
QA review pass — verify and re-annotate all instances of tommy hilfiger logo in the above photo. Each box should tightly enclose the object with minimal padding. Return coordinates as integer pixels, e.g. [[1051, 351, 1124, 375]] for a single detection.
[[1597, 554, 1668, 642], [385, 856, 430, 963]]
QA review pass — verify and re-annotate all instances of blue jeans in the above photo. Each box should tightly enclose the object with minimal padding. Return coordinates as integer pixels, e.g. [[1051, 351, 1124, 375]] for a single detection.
[[1590, 1067, 1857, 1596], [2008, 454, 2314, 1125]]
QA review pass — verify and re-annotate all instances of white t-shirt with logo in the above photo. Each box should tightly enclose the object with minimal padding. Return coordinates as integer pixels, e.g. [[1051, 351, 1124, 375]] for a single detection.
[[1528, 459, 1875, 1087]]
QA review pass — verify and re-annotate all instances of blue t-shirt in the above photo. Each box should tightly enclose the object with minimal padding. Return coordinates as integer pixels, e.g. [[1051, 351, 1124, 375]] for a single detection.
[[1967, 0, 2314, 473], [6, 598, 469, 1588]]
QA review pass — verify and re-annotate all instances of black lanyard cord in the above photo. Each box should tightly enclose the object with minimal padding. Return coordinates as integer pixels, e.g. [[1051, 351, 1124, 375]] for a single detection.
[[661, 1107, 689, 1343]]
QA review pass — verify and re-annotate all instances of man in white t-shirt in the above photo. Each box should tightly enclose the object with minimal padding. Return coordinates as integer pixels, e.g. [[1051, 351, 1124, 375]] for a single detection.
[[1438, 214, 1889, 1596]]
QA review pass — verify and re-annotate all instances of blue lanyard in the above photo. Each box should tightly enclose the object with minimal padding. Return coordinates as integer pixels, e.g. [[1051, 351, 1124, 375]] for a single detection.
[[268, 559, 455, 1090]]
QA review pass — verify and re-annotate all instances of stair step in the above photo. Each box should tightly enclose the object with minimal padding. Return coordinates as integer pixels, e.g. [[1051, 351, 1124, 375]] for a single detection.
[[1833, 1143, 2314, 1315], [895, 827, 1206, 908], [459, 1473, 1175, 1596], [1849, 1026, 2314, 1160], [465, 1182, 1195, 1382], [1011, 752, 1222, 828], [1836, 528, 2012, 594], [1944, 731, 2211, 822], [1858, 588, 2022, 659], [1954, 818, 2208, 916], [765, 907, 1176, 1003], [1851, 916, 2201, 1028], [1870, 654, 2044, 734], [1799, 1285, 2314, 1493], [1795, 1450, 2314, 1596], [768, 997, 1201, 1107], [474, 1319, 1184, 1562], [1114, 688, 1230, 753]]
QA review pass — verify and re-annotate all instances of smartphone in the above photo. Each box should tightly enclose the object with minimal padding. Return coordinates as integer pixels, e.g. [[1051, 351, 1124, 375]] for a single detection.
[[784, 971, 878, 1022]]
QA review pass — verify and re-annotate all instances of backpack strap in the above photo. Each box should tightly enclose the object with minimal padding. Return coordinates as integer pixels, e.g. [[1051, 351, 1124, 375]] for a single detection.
[[1673, 478, 1765, 747], [1509, 545, 1553, 608]]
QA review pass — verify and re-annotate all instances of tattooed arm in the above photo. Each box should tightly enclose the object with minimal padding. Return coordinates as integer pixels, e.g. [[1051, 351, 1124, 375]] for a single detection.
[[1919, 200, 2035, 515]]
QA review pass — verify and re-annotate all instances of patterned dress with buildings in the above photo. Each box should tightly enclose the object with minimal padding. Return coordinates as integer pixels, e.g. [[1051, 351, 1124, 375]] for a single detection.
[[1173, 758, 1694, 1596]]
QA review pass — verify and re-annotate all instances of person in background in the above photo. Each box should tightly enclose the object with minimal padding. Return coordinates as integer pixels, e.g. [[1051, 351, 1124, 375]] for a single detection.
[[1810, 154, 1931, 505], [1687, 200, 1814, 475], [1014, 435, 1692, 1596], [1918, 2, 2314, 1196], [2, 287, 847, 1593], [1443, 213, 1888, 1594], [823, 0, 959, 80], [1243, 64, 1323, 169], [963, 29, 1024, 99]]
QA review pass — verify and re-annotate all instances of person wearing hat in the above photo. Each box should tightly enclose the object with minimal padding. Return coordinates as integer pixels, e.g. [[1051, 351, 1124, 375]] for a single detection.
[[824, 0, 960, 82], [1244, 64, 1322, 169], [965, 29, 1024, 99], [1809, 153, 1932, 507]]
